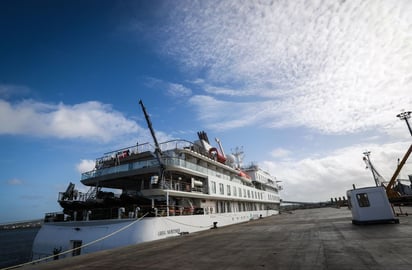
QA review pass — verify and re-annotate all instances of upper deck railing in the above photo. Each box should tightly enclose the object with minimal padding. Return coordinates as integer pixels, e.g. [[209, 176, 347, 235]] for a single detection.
[[81, 139, 206, 180], [81, 154, 227, 181]]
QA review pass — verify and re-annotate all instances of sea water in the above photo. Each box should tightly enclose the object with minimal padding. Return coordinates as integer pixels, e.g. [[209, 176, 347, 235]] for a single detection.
[[0, 227, 40, 268]]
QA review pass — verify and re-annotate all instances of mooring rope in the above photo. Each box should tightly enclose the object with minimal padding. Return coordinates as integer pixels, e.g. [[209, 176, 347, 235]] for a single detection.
[[1, 213, 149, 270]]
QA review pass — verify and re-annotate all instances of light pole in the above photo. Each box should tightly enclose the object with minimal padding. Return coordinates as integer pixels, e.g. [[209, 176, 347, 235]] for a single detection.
[[396, 111, 412, 137]]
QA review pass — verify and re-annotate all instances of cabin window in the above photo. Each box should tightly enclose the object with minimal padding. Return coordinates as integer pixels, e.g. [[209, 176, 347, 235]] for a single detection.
[[71, 240, 82, 256], [356, 193, 370, 207], [219, 183, 224, 195], [227, 185, 231, 196], [211, 181, 216, 194], [238, 187, 242, 197], [227, 202, 231, 213], [233, 186, 237, 196], [219, 201, 225, 213]]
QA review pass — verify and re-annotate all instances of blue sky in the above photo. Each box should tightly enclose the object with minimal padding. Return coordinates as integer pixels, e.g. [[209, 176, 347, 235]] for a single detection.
[[1, 0, 411, 223]]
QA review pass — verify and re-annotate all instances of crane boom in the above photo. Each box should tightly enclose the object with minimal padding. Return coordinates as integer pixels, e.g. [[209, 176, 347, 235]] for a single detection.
[[386, 144, 412, 199], [139, 100, 162, 155], [215, 137, 226, 158], [138, 100, 164, 181]]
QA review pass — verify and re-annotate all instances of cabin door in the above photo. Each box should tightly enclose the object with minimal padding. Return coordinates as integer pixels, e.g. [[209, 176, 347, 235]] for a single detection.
[[70, 240, 82, 256]]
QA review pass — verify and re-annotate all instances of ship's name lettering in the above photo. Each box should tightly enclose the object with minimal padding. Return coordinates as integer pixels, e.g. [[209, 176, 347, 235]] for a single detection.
[[157, 228, 180, 236]]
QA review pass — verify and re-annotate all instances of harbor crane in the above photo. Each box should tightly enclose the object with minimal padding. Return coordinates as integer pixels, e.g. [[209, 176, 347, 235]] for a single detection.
[[386, 110, 412, 202], [363, 151, 386, 187], [385, 144, 412, 201]]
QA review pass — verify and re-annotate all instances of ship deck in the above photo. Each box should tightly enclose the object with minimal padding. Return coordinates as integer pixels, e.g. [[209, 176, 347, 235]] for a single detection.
[[22, 207, 412, 270]]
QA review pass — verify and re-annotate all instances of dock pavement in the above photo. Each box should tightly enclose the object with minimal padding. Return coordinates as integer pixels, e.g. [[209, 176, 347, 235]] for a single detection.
[[21, 207, 412, 270]]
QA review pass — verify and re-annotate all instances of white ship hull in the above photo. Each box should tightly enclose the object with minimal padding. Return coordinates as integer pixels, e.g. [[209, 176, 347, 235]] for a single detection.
[[32, 209, 278, 260]]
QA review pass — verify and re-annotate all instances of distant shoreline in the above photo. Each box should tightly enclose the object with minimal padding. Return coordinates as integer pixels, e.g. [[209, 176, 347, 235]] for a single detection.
[[0, 220, 43, 230]]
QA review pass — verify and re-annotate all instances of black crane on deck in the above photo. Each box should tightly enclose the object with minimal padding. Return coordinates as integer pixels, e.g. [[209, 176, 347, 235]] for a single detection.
[[138, 99, 165, 185]]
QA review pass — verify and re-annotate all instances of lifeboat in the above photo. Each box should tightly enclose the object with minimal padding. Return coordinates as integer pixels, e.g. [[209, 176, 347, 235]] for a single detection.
[[209, 147, 227, 164], [238, 170, 251, 179], [237, 169, 252, 183]]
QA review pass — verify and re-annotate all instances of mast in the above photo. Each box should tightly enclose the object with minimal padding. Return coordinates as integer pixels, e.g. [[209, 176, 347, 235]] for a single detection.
[[138, 100, 164, 181], [232, 146, 244, 169]]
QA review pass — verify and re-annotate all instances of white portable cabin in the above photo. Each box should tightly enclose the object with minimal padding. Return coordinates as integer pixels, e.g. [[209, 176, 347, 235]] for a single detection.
[[346, 186, 399, 224]]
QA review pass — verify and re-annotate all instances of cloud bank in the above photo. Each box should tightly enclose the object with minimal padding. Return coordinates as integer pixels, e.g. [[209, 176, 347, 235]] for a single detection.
[[159, 0, 412, 134], [0, 99, 139, 142], [264, 141, 412, 202]]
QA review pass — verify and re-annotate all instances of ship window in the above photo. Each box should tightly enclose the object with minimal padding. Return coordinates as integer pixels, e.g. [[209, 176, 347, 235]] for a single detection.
[[219, 183, 224, 195], [71, 240, 82, 256], [238, 187, 242, 197], [219, 201, 225, 213], [356, 193, 370, 207], [211, 181, 216, 194], [227, 185, 231, 196], [233, 186, 237, 196], [247, 190, 250, 198], [243, 189, 246, 197]]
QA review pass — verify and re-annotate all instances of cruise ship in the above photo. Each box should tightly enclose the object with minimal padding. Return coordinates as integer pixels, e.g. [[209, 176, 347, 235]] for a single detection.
[[32, 101, 281, 261]]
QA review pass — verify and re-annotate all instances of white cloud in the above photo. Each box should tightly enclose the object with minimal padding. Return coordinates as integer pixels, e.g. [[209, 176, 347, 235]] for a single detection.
[[160, 0, 412, 135], [167, 83, 192, 97], [76, 159, 96, 173], [0, 99, 139, 142], [270, 148, 292, 159], [0, 84, 30, 99], [145, 77, 192, 98], [262, 141, 412, 202], [7, 178, 23, 185], [189, 95, 267, 130]]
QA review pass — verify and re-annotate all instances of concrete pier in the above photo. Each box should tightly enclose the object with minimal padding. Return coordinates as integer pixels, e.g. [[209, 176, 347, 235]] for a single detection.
[[22, 207, 412, 269]]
